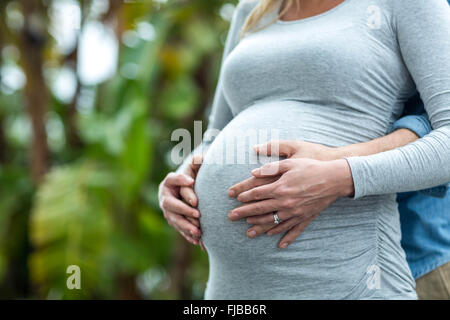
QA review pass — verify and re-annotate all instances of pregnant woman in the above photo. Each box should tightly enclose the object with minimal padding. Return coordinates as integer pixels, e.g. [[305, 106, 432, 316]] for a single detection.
[[159, 0, 450, 299]]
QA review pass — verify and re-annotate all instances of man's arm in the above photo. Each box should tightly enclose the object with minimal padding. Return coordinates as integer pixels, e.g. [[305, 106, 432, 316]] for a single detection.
[[331, 113, 430, 159], [250, 114, 429, 163], [228, 115, 432, 248], [331, 128, 419, 159]]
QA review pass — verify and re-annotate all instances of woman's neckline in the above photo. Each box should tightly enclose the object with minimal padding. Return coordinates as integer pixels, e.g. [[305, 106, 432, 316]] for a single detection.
[[275, 0, 353, 25]]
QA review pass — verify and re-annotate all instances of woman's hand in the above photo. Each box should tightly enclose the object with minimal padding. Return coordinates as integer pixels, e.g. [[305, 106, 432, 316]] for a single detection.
[[179, 155, 203, 208], [159, 155, 205, 248], [228, 156, 354, 248], [227, 140, 344, 248], [239, 198, 335, 248]]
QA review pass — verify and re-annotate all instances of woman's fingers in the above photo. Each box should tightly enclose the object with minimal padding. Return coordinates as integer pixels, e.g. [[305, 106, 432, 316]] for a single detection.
[[183, 165, 196, 181], [184, 156, 202, 180], [278, 215, 316, 249], [166, 211, 201, 238], [161, 196, 200, 218], [191, 154, 203, 173], [266, 216, 303, 235], [245, 210, 292, 225], [228, 176, 279, 198], [228, 199, 281, 220], [160, 170, 204, 247], [186, 218, 205, 251], [246, 216, 300, 238], [165, 172, 194, 187], [199, 240, 207, 252], [246, 223, 276, 238], [180, 230, 200, 245], [180, 186, 198, 207], [186, 216, 201, 228], [246, 213, 273, 225], [180, 156, 203, 206], [183, 155, 203, 182]]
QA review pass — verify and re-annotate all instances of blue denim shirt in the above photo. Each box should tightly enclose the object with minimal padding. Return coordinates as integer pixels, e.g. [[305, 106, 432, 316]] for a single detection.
[[392, 92, 450, 279]]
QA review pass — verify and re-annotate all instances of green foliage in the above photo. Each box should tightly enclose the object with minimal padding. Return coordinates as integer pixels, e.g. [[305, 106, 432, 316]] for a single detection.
[[0, 0, 237, 299], [29, 161, 113, 299]]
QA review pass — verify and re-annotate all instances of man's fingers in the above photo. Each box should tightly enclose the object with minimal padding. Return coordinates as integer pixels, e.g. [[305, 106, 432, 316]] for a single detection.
[[161, 196, 200, 218], [246, 210, 293, 225], [251, 159, 291, 178], [228, 176, 279, 198], [278, 216, 316, 249], [165, 172, 195, 187], [229, 199, 281, 221], [253, 140, 294, 157], [180, 186, 198, 207], [236, 181, 279, 202]]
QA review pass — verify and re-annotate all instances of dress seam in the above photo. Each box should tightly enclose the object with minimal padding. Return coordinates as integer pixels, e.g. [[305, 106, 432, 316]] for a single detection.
[[374, 207, 381, 292]]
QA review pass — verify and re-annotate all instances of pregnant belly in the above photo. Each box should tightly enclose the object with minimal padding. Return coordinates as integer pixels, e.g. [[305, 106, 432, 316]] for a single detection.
[[196, 102, 294, 255], [193, 100, 408, 298], [195, 100, 375, 253], [195, 100, 366, 254]]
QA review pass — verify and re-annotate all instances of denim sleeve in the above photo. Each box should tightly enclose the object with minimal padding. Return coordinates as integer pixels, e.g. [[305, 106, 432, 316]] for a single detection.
[[391, 113, 432, 138]]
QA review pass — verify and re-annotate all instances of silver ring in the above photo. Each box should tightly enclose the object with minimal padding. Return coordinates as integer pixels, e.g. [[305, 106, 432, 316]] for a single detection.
[[273, 212, 281, 224]]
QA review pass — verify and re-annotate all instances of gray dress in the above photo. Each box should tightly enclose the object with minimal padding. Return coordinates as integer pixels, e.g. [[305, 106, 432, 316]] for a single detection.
[[179, 0, 450, 299]]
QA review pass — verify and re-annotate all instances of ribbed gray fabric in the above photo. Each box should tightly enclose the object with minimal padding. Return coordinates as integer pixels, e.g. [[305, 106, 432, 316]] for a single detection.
[[178, 0, 450, 299]]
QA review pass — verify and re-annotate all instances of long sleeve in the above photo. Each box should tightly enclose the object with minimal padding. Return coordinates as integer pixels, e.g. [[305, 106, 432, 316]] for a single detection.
[[391, 111, 449, 196], [346, 0, 450, 199], [175, 1, 256, 173]]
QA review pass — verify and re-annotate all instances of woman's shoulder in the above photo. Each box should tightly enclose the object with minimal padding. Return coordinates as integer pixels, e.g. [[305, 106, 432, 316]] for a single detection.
[[362, 0, 450, 30], [226, 0, 260, 40], [234, 0, 260, 18], [379, 0, 449, 15], [236, 0, 260, 11]]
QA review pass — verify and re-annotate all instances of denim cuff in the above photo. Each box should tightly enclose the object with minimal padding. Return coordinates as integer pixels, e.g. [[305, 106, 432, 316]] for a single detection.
[[391, 115, 432, 138], [419, 185, 449, 198]]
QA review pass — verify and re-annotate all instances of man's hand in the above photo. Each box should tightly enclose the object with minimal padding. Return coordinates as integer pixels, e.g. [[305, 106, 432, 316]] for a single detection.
[[253, 139, 337, 161], [229, 131, 418, 248], [228, 156, 354, 248], [227, 140, 342, 248], [227, 140, 338, 199], [159, 155, 205, 247]]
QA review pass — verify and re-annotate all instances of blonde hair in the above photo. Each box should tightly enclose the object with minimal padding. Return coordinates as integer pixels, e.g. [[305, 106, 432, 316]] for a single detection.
[[240, 0, 301, 38]]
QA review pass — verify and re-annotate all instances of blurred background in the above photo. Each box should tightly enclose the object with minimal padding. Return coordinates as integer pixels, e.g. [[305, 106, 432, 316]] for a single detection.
[[0, 0, 238, 299]]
